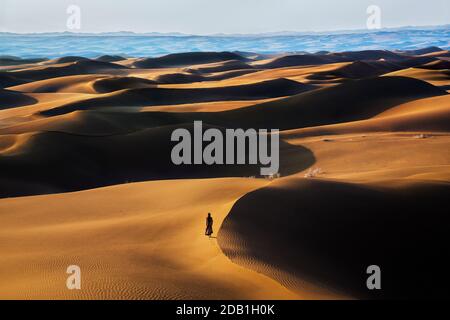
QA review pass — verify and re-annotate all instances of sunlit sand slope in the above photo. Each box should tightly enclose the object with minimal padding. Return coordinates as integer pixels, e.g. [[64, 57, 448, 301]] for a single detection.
[[0, 178, 313, 300]]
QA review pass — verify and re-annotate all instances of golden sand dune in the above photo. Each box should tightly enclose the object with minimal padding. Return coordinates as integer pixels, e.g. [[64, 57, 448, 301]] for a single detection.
[[92, 76, 158, 93], [284, 132, 450, 183], [397, 56, 436, 68], [383, 67, 450, 90], [0, 123, 314, 197], [185, 60, 254, 73], [163, 62, 352, 88], [0, 99, 282, 135], [219, 177, 450, 299], [8, 59, 128, 82], [39, 78, 314, 116], [211, 76, 447, 130], [257, 54, 342, 69], [155, 69, 258, 84], [420, 50, 450, 58], [281, 95, 450, 137], [306, 60, 401, 80], [1, 49, 450, 299], [0, 92, 98, 124], [417, 59, 450, 70], [218, 127, 450, 299], [144, 98, 281, 113], [0, 178, 307, 300], [9, 74, 110, 94]]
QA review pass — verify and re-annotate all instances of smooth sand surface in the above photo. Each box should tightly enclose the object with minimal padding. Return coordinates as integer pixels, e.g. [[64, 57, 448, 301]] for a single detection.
[[1, 49, 449, 299], [0, 178, 309, 299]]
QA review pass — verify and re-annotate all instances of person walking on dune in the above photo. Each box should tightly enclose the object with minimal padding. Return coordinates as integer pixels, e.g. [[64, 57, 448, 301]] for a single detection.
[[205, 213, 213, 238]]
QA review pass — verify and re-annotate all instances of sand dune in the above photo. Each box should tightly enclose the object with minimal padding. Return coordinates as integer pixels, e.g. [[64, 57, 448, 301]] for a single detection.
[[0, 56, 47, 66], [422, 51, 450, 59], [45, 56, 90, 64], [217, 125, 450, 299], [384, 67, 450, 89], [35, 76, 446, 128], [8, 59, 128, 82], [0, 72, 26, 88], [132, 52, 247, 68], [306, 60, 402, 80], [39, 78, 314, 116], [96, 55, 126, 62], [209, 76, 447, 130], [1, 48, 449, 300], [330, 49, 405, 61], [0, 178, 307, 300], [259, 54, 342, 69], [398, 46, 444, 56], [219, 178, 450, 299], [92, 76, 158, 93], [143, 98, 281, 113], [397, 56, 437, 68], [185, 60, 254, 73], [9, 74, 109, 94], [280, 95, 450, 137], [0, 92, 98, 123], [418, 59, 450, 70], [0, 89, 37, 110], [156, 69, 257, 84], [0, 124, 314, 197]]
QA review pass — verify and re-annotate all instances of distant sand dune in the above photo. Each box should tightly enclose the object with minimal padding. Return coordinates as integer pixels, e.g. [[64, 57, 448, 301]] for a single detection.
[[258, 54, 343, 69], [0, 56, 47, 67], [417, 59, 450, 70], [306, 60, 402, 80], [383, 68, 450, 89], [185, 60, 254, 73], [330, 49, 405, 61], [92, 76, 158, 93], [132, 52, 247, 69], [397, 46, 444, 56], [155, 69, 257, 84], [8, 59, 128, 82], [96, 55, 126, 63], [9, 74, 109, 94], [39, 78, 314, 116], [209, 76, 447, 130]]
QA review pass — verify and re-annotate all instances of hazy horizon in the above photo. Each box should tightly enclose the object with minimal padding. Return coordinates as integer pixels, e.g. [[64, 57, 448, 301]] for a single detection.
[[0, 0, 449, 34], [1, 24, 449, 36]]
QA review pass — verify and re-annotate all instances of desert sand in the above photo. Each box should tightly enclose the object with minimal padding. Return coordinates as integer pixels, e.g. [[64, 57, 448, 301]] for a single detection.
[[1, 47, 449, 299]]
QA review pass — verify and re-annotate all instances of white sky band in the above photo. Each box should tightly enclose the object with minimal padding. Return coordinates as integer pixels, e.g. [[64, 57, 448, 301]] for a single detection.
[[1, 0, 448, 34]]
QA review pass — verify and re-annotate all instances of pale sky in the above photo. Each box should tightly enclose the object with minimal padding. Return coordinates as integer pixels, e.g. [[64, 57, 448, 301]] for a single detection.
[[0, 0, 449, 34]]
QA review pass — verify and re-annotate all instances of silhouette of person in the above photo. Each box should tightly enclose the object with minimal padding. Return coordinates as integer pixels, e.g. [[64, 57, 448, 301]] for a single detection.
[[205, 213, 213, 237]]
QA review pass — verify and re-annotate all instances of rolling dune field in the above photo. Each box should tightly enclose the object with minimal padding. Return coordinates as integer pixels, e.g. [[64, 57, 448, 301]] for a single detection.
[[1, 47, 449, 299]]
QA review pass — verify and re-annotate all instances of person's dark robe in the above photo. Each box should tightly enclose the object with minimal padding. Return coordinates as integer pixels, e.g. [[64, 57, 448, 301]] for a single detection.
[[205, 216, 213, 236]]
